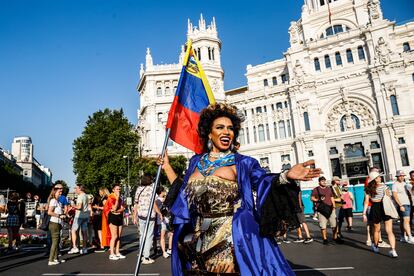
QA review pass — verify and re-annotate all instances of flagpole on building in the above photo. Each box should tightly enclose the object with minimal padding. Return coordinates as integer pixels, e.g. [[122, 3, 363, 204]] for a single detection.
[[134, 128, 170, 276], [327, 0, 333, 33]]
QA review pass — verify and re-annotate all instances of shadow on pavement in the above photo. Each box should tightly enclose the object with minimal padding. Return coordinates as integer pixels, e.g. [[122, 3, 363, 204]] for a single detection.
[[0, 253, 47, 273], [288, 261, 326, 275]]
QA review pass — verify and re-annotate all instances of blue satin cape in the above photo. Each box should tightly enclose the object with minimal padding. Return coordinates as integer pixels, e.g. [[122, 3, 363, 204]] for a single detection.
[[170, 153, 295, 276]]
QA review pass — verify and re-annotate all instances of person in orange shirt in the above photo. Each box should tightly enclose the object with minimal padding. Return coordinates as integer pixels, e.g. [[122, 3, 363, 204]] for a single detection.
[[101, 188, 111, 250]]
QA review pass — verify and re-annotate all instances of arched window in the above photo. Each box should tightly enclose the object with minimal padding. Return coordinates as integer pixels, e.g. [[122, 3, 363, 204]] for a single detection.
[[239, 129, 245, 145], [403, 42, 411, 52], [276, 102, 283, 110], [320, 0, 325, 6], [246, 127, 250, 143], [212, 48, 215, 60], [340, 114, 361, 132], [304, 112, 311, 131], [358, 46, 365, 60], [335, 52, 342, 66], [314, 58, 321, 71], [256, 106, 262, 113], [156, 87, 162, 96], [279, 121, 286, 139], [258, 124, 265, 142], [208, 47, 212, 60], [325, 55, 332, 69], [412, 73, 414, 82], [272, 77, 278, 85], [263, 79, 268, 87], [346, 49, 354, 63], [321, 24, 348, 38], [281, 74, 289, 84], [165, 86, 171, 95], [173, 86, 177, 94], [390, 95, 400, 115]]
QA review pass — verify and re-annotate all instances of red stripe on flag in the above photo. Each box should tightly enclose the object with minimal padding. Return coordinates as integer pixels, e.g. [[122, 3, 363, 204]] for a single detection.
[[168, 100, 204, 154]]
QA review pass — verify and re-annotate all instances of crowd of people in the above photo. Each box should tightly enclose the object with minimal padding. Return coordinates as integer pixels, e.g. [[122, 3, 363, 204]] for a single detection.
[[1, 103, 414, 273], [1, 168, 414, 268]]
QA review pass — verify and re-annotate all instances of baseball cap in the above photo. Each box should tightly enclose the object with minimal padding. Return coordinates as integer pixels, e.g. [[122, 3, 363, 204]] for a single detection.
[[396, 170, 406, 177]]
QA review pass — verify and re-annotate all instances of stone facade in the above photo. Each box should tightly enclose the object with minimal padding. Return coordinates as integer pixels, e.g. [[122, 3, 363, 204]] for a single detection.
[[137, 1, 414, 186]]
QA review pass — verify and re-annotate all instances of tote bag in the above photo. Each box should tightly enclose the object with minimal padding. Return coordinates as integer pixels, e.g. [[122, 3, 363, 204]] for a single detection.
[[383, 194, 398, 219]]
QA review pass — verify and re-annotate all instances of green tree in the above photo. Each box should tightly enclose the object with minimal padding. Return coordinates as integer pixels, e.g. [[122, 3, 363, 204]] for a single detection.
[[73, 108, 139, 194]]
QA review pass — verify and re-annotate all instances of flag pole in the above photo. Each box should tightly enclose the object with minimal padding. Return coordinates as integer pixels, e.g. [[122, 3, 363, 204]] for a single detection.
[[134, 128, 171, 276], [135, 40, 192, 275]]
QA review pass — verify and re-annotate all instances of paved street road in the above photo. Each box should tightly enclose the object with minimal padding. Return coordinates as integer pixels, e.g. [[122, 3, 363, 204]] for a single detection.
[[1, 215, 413, 275]]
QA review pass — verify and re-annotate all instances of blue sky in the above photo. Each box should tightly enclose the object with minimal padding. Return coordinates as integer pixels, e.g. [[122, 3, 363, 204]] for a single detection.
[[0, 0, 413, 187]]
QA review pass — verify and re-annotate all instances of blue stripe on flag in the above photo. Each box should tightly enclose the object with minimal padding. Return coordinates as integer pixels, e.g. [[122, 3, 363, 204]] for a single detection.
[[176, 70, 210, 113]]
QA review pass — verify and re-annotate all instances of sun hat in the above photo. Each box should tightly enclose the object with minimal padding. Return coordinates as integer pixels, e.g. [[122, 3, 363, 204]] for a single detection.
[[368, 171, 383, 182]]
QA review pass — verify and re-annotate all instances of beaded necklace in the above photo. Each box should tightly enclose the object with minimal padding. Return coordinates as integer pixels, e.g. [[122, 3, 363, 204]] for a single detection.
[[197, 152, 235, 177]]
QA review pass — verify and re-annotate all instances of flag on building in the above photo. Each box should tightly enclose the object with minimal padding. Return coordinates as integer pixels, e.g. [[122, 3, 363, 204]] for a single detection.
[[165, 39, 215, 154]]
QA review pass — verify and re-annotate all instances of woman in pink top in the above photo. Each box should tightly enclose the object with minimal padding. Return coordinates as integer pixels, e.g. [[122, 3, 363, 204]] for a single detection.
[[340, 185, 354, 231]]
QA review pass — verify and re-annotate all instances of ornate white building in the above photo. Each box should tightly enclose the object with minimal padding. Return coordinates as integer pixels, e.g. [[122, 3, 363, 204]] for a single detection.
[[137, 0, 414, 186]]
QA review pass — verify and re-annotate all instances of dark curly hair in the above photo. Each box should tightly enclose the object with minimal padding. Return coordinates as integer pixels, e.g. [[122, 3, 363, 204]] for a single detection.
[[197, 103, 242, 153]]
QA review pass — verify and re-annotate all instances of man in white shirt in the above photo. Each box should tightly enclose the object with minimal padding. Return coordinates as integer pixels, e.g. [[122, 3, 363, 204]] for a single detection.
[[68, 184, 90, 254], [392, 170, 414, 244]]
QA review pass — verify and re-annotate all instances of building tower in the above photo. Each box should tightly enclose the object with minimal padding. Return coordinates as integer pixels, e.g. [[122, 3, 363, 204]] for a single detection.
[[11, 136, 33, 162], [137, 15, 225, 158], [187, 14, 225, 101]]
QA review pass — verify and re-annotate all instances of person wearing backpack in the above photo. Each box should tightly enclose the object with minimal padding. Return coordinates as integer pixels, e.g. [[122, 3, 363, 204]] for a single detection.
[[311, 176, 341, 245]]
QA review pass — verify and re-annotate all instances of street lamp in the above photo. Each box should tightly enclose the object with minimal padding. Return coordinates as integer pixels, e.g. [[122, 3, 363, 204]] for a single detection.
[[123, 155, 130, 197]]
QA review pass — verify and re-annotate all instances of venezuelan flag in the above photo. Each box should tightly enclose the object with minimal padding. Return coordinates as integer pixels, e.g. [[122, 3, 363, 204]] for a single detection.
[[165, 39, 215, 154]]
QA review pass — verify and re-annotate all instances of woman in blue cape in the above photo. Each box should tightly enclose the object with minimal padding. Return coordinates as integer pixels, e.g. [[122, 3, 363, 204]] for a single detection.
[[159, 103, 321, 275]]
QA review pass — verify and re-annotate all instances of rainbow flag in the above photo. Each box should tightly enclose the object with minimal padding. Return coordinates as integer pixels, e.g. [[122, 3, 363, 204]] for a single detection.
[[165, 39, 215, 154]]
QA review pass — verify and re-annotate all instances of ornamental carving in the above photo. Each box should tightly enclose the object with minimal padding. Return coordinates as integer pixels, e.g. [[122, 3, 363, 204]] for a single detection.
[[253, 113, 267, 124], [325, 99, 375, 133], [368, 0, 381, 21], [289, 21, 299, 45], [381, 82, 396, 100], [297, 99, 309, 116], [212, 78, 221, 94], [375, 37, 392, 65], [292, 60, 306, 85]]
